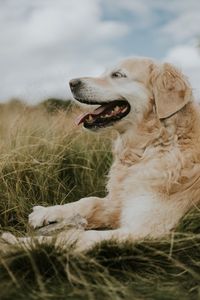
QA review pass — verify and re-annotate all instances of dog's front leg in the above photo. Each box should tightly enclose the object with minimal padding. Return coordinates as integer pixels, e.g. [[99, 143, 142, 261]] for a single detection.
[[1, 228, 84, 252], [1, 232, 54, 252], [29, 196, 119, 230], [74, 228, 134, 252], [1, 228, 131, 253]]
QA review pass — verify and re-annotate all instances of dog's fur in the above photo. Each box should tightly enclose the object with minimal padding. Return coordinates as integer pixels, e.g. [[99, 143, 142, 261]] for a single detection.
[[3, 57, 200, 251]]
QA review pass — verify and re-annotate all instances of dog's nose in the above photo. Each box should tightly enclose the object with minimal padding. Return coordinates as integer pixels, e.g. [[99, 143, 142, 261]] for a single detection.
[[69, 78, 82, 91]]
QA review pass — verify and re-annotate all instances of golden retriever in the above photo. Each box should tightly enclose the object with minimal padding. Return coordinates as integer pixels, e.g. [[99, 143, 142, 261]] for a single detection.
[[2, 57, 200, 251]]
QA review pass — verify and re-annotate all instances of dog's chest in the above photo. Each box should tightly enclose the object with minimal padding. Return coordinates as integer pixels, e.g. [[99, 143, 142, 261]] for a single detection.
[[107, 152, 187, 236], [107, 157, 162, 197], [108, 143, 183, 198]]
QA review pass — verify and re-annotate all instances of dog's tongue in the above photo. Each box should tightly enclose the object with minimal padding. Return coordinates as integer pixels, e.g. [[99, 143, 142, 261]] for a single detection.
[[75, 104, 108, 125]]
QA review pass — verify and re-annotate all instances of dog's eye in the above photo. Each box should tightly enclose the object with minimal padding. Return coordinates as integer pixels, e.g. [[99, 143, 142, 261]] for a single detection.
[[111, 71, 127, 79]]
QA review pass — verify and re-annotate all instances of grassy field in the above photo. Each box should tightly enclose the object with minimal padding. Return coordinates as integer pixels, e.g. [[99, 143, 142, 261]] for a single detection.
[[0, 100, 200, 300]]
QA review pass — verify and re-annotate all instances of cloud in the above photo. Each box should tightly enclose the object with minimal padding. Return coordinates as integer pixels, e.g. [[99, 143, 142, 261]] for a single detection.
[[101, 0, 200, 100], [1, 0, 200, 103], [105, 0, 200, 41], [161, 11, 200, 42], [165, 45, 200, 68], [0, 0, 129, 102]]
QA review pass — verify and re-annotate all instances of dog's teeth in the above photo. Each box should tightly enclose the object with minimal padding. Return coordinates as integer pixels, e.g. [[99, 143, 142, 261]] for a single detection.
[[87, 115, 93, 122], [121, 107, 127, 113], [114, 106, 120, 112]]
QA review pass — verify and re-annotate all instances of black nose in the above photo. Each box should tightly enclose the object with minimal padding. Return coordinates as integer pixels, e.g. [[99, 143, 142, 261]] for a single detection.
[[69, 78, 82, 91]]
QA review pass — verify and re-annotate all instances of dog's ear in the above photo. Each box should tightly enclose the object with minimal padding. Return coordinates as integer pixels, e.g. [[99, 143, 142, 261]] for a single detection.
[[150, 63, 192, 119]]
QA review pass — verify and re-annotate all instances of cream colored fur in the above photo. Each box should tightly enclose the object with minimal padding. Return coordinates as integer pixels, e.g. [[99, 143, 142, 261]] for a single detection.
[[3, 57, 200, 252]]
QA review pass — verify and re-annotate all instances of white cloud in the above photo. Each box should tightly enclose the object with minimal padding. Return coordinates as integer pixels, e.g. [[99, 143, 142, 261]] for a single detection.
[[104, 0, 200, 100], [165, 45, 200, 68], [106, 0, 200, 41], [1, 0, 200, 103], [0, 0, 129, 102], [161, 11, 200, 42]]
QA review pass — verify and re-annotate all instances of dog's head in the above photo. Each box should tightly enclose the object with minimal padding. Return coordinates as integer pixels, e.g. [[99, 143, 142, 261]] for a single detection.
[[69, 57, 192, 131]]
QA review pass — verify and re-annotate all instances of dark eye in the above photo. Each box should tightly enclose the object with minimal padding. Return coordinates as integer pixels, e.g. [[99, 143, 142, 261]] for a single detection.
[[111, 71, 127, 79]]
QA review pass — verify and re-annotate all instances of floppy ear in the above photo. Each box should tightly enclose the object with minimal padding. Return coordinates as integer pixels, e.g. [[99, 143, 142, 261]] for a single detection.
[[150, 63, 192, 119]]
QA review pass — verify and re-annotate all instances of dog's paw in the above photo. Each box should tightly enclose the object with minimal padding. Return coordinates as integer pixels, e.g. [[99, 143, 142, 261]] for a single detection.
[[28, 205, 64, 229]]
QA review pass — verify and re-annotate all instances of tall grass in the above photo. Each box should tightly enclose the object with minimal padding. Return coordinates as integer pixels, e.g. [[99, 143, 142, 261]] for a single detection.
[[0, 100, 200, 300]]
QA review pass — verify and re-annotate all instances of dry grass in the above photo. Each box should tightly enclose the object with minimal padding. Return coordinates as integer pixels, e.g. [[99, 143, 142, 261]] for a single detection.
[[0, 99, 200, 300]]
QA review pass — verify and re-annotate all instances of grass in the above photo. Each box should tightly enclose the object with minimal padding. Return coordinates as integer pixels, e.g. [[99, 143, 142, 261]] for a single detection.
[[0, 99, 200, 300]]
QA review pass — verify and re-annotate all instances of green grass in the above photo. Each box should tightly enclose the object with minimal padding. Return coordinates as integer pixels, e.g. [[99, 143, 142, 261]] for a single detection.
[[0, 100, 200, 300]]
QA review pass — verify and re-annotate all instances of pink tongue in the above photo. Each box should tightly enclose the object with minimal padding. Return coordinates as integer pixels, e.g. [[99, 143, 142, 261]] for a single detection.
[[75, 104, 108, 125], [75, 112, 91, 125]]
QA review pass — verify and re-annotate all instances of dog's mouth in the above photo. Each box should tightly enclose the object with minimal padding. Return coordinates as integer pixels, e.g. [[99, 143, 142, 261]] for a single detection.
[[75, 99, 131, 129]]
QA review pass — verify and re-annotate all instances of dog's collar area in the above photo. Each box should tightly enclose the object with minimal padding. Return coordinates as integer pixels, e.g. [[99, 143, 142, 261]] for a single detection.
[[75, 99, 131, 129]]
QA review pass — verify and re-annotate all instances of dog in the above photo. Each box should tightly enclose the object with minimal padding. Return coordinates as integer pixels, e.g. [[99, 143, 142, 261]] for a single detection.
[[2, 57, 200, 252]]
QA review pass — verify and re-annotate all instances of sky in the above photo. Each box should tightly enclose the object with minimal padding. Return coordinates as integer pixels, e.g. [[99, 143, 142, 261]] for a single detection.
[[1, 0, 200, 103]]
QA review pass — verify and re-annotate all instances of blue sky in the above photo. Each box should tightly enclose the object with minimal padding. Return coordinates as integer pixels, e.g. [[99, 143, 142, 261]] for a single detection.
[[1, 0, 200, 103], [101, 2, 175, 58]]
